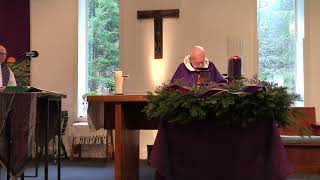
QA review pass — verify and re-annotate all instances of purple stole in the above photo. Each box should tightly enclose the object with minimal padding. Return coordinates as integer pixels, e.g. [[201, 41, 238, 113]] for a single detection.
[[1, 63, 10, 86]]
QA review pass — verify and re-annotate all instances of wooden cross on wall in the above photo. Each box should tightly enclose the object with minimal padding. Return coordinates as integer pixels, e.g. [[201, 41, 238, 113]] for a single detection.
[[137, 9, 179, 59]]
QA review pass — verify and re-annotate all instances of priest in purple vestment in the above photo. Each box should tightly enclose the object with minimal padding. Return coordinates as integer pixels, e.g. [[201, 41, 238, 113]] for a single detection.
[[0, 45, 16, 90], [171, 46, 226, 85]]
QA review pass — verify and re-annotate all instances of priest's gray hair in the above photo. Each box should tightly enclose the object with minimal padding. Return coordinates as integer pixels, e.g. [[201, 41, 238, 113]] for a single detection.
[[192, 46, 205, 52], [190, 46, 206, 57]]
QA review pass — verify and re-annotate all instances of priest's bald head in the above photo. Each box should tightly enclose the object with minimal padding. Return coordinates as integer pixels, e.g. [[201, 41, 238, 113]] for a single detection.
[[0, 45, 7, 63], [189, 46, 206, 68]]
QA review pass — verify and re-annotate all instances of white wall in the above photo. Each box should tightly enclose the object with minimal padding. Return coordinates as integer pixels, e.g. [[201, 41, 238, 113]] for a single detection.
[[304, 0, 320, 121], [30, 0, 78, 153]]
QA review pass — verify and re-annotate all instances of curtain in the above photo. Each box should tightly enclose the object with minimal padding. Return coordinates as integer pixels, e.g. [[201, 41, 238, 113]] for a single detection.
[[0, 0, 30, 86]]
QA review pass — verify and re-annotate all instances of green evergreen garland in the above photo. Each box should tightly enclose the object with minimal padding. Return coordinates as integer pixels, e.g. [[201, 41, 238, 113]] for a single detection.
[[143, 79, 301, 129]]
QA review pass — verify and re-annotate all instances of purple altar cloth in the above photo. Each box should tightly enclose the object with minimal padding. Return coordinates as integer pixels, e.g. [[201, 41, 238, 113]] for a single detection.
[[150, 120, 293, 180]]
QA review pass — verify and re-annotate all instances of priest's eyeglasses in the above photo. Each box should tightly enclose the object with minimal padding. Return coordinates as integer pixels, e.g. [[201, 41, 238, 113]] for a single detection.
[[0, 53, 7, 57]]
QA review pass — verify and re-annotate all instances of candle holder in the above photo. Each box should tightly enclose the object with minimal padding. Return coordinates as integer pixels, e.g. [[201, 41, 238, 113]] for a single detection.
[[227, 56, 242, 81], [114, 71, 129, 95]]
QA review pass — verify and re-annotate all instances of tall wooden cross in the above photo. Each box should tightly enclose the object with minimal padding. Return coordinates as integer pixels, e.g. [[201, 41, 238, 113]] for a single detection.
[[137, 9, 179, 59]]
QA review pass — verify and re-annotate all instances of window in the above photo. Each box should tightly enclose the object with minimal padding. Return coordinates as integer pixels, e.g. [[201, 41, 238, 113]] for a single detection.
[[257, 0, 304, 104], [78, 0, 119, 117]]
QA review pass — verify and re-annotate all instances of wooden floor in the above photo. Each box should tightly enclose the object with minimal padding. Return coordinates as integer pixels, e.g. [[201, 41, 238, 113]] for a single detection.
[[0, 159, 319, 180]]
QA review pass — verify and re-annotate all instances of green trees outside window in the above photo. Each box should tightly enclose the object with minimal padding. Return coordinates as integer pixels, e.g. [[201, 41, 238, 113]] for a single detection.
[[88, 0, 119, 94], [257, 0, 297, 93]]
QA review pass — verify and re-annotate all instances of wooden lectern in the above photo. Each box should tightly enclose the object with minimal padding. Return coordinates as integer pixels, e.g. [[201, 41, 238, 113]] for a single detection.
[[87, 95, 159, 180], [0, 89, 66, 180]]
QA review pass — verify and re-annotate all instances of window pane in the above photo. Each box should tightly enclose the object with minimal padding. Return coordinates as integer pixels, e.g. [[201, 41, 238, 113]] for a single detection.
[[88, 0, 119, 94], [257, 0, 297, 93]]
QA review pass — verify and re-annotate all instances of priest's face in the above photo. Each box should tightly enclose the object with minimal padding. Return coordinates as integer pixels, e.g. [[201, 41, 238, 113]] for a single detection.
[[190, 49, 205, 68], [0, 45, 7, 63]]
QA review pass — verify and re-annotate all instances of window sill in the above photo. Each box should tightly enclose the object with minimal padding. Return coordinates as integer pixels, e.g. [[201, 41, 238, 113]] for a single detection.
[[72, 122, 89, 126]]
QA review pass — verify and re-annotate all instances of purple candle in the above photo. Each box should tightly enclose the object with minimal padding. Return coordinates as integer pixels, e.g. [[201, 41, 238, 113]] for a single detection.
[[228, 56, 241, 81]]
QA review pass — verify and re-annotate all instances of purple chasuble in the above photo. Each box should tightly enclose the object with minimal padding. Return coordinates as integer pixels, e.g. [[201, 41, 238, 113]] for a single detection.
[[171, 61, 226, 85], [1, 63, 10, 86]]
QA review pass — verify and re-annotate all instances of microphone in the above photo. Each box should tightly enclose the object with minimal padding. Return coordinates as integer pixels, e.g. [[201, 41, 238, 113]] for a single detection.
[[7, 51, 39, 65], [25, 51, 39, 58]]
